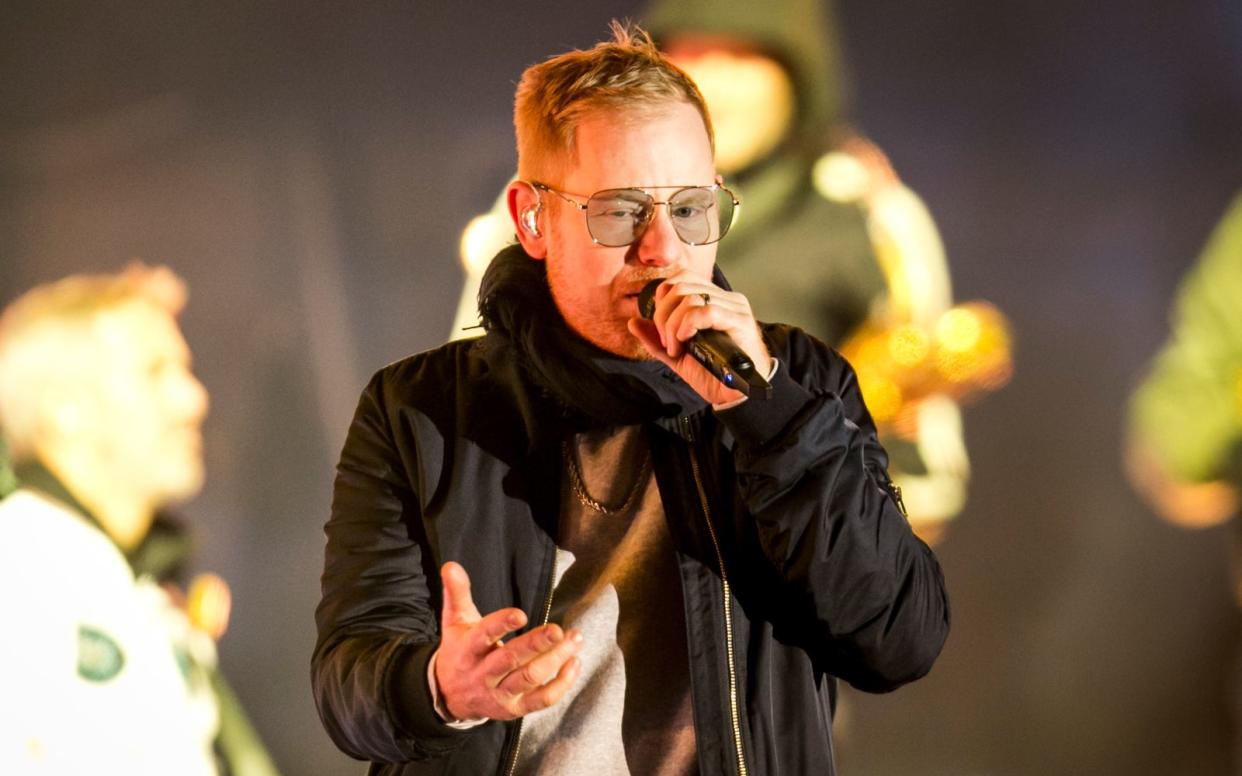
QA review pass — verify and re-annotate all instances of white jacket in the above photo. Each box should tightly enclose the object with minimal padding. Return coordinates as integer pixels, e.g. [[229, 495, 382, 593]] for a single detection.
[[0, 488, 220, 775]]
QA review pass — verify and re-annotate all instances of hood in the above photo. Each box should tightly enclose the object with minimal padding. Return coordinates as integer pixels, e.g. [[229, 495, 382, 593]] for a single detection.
[[643, 0, 849, 152]]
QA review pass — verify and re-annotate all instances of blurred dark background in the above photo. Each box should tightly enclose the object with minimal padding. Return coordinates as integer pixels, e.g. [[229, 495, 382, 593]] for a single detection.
[[3, 1, 1240, 773]]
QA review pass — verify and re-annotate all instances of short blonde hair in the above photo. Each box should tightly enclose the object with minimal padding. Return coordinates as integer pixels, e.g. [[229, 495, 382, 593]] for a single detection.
[[514, 21, 715, 181], [0, 263, 186, 458]]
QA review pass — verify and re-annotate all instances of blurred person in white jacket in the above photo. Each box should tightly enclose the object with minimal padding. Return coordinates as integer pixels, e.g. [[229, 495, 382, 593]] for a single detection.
[[0, 264, 277, 776]]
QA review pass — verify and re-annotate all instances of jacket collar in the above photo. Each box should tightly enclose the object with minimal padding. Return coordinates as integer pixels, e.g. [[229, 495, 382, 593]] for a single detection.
[[10, 460, 192, 581]]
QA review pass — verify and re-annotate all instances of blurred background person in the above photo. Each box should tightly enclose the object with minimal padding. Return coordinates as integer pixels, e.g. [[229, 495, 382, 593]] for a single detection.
[[1127, 191, 1242, 535], [1126, 191, 1242, 773], [451, 0, 1010, 544], [0, 264, 279, 775]]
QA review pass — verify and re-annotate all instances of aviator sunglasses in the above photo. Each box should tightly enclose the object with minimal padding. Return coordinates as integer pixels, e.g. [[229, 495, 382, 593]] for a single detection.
[[530, 181, 740, 247]]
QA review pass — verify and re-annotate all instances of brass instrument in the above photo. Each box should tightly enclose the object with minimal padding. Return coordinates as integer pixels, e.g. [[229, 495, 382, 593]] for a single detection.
[[839, 301, 1013, 436]]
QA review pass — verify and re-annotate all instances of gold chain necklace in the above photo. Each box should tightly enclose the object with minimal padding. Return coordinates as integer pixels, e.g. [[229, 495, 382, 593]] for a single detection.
[[563, 438, 652, 515]]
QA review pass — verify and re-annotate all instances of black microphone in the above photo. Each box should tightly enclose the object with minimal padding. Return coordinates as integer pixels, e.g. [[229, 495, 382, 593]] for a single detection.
[[638, 279, 771, 400]]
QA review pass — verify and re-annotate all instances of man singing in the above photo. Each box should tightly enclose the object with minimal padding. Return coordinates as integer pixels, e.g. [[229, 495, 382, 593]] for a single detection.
[[313, 23, 949, 775]]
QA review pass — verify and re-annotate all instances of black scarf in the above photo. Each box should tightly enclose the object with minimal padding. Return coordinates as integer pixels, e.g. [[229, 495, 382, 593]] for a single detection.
[[477, 244, 707, 428]]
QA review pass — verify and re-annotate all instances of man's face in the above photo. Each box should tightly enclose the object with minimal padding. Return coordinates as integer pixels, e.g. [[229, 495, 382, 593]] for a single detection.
[[82, 300, 209, 506], [542, 101, 719, 359], [664, 38, 796, 176]]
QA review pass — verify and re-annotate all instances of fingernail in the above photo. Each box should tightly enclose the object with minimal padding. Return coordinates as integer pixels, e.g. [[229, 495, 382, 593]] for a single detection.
[[508, 613, 525, 628]]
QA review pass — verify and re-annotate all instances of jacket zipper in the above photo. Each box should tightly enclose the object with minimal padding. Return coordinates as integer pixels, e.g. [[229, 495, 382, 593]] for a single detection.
[[682, 416, 749, 776], [502, 545, 559, 775], [890, 482, 908, 516]]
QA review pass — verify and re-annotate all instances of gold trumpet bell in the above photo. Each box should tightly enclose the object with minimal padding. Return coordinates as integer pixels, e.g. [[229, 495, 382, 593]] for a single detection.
[[840, 301, 1013, 434]]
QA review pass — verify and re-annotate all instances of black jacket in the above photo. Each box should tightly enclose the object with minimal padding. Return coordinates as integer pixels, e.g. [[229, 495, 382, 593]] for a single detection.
[[312, 248, 949, 775]]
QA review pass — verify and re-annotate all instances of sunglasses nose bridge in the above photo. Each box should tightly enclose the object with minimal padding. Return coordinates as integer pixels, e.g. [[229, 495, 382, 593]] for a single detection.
[[620, 192, 660, 244]]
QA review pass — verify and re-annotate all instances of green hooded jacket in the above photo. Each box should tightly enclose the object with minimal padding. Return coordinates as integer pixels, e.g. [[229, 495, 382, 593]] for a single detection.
[[1130, 193, 1242, 484]]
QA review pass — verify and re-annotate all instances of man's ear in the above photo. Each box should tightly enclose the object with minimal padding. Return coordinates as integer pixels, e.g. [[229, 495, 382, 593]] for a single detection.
[[507, 182, 547, 260], [30, 383, 93, 473], [38, 382, 91, 440]]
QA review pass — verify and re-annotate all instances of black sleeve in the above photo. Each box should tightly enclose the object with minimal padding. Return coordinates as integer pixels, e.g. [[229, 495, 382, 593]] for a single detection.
[[716, 330, 950, 692], [311, 369, 471, 762]]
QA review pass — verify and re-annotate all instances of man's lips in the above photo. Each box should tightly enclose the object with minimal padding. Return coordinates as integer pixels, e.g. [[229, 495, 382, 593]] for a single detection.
[[621, 277, 667, 297], [618, 277, 667, 316]]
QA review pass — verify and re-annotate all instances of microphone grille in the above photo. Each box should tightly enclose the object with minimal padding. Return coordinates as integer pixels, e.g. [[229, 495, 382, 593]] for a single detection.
[[637, 279, 663, 320]]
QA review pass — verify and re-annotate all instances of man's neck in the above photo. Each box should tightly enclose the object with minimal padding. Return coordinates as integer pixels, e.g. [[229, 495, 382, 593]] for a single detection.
[[38, 452, 155, 552]]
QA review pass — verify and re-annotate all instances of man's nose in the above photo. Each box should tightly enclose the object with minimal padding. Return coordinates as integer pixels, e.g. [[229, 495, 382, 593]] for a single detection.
[[632, 205, 683, 266], [182, 371, 210, 422]]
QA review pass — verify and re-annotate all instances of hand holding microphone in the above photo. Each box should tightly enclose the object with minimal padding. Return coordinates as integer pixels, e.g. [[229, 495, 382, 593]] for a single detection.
[[628, 274, 772, 403]]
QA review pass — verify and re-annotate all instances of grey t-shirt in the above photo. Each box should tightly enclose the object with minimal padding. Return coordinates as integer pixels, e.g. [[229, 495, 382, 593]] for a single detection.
[[514, 426, 699, 775]]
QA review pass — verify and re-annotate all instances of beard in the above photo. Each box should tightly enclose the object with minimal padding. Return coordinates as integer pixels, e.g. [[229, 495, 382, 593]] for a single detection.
[[544, 236, 664, 361], [546, 277, 649, 360]]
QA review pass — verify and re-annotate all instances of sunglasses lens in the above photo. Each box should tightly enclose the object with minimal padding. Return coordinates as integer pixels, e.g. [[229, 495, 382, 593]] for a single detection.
[[586, 189, 653, 247], [669, 187, 735, 245]]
